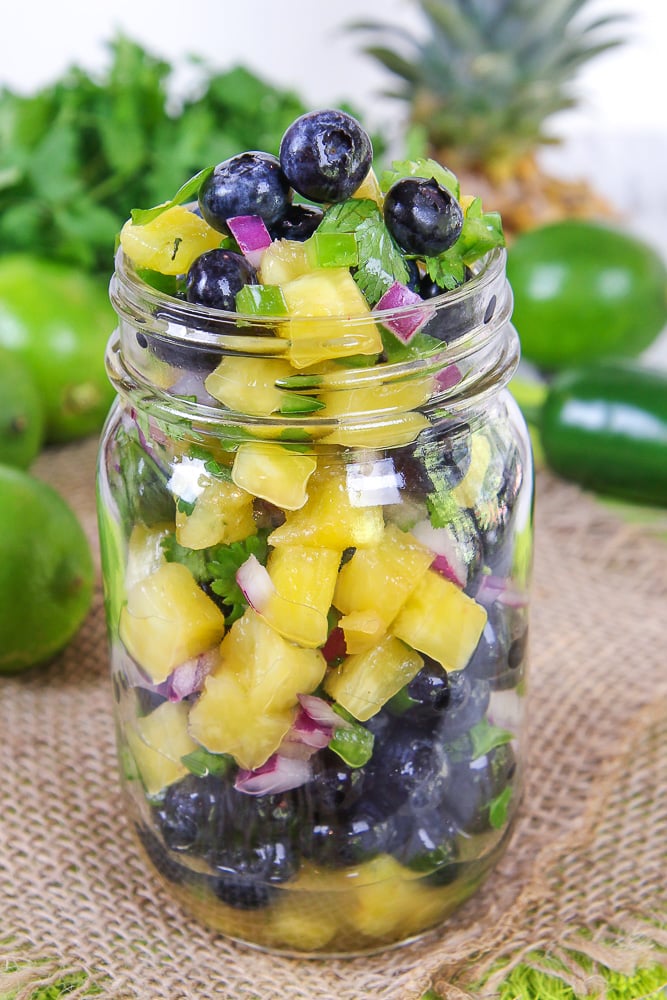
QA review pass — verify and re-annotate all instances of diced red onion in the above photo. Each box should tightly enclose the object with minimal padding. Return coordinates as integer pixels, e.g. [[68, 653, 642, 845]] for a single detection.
[[411, 519, 467, 588], [435, 364, 462, 391], [235, 754, 312, 795], [321, 627, 347, 663], [298, 693, 352, 730], [376, 282, 434, 342], [165, 648, 218, 701], [236, 554, 275, 613], [226, 215, 272, 267], [476, 574, 528, 609]]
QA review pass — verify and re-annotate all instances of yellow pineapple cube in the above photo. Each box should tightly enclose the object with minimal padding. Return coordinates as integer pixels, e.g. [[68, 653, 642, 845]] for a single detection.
[[319, 378, 433, 419], [175, 478, 255, 550], [259, 238, 312, 285], [334, 522, 434, 623], [451, 432, 492, 508], [280, 269, 383, 368], [352, 168, 383, 206], [391, 569, 487, 670], [204, 355, 297, 416], [119, 205, 222, 275], [339, 610, 386, 654], [265, 545, 340, 648], [126, 700, 199, 796], [324, 634, 423, 721], [232, 442, 317, 511], [348, 855, 446, 939], [188, 610, 327, 769], [189, 668, 296, 770], [268, 465, 384, 550], [322, 412, 430, 449], [119, 562, 226, 683], [124, 522, 172, 591]]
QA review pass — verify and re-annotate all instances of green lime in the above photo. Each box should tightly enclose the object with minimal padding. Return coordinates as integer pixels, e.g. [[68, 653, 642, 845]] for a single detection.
[[0, 464, 94, 674], [507, 220, 667, 370], [0, 255, 116, 443], [0, 347, 45, 468]]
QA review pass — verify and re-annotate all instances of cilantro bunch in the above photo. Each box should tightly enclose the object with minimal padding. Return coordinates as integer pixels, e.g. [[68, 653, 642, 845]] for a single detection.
[[0, 37, 310, 274]]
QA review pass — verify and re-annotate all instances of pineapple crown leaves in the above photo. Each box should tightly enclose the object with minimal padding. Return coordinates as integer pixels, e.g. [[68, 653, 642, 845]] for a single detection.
[[350, 0, 630, 165]]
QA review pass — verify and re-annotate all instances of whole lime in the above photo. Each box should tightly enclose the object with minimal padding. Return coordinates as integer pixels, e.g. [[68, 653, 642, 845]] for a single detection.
[[0, 347, 45, 468], [507, 220, 667, 370], [0, 464, 94, 674], [0, 255, 115, 443]]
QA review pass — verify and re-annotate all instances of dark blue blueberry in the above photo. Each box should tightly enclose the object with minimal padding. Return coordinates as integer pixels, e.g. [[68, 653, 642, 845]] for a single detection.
[[390, 659, 450, 723], [405, 258, 421, 293], [213, 875, 273, 910], [467, 604, 528, 689], [437, 673, 490, 740], [269, 203, 324, 241], [280, 109, 373, 203], [300, 801, 394, 867], [307, 749, 366, 816], [198, 151, 292, 232], [384, 178, 463, 256], [393, 807, 459, 874], [365, 724, 449, 818], [155, 774, 222, 853], [186, 249, 257, 312], [134, 822, 203, 888], [445, 743, 517, 834]]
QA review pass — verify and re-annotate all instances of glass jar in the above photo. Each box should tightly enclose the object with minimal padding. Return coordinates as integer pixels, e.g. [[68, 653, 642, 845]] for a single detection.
[[97, 246, 533, 956]]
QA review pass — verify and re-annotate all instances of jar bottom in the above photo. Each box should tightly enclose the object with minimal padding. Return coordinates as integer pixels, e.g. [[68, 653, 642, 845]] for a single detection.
[[130, 814, 518, 958]]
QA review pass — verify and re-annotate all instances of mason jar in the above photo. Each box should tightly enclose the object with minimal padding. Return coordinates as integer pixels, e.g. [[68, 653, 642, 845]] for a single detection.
[[97, 245, 533, 956]]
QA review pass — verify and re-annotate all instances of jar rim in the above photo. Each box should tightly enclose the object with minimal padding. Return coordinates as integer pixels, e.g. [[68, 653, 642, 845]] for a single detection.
[[111, 246, 507, 339]]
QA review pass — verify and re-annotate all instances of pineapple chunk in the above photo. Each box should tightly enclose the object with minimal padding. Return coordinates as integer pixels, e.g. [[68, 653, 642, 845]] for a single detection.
[[266, 545, 340, 648], [188, 610, 326, 769], [204, 355, 296, 416], [126, 700, 198, 796], [259, 238, 312, 285], [124, 522, 172, 591], [119, 205, 222, 275], [348, 855, 447, 938], [352, 168, 383, 206], [324, 634, 423, 721], [119, 562, 225, 683], [268, 465, 384, 550], [334, 522, 434, 623], [318, 378, 434, 419], [175, 478, 255, 550], [232, 442, 317, 511], [322, 412, 430, 449], [189, 668, 296, 771], [280, 269, 383, 368], [451, 432, 492, 508], [391, 569, 487, 670], [339, 610, 386, 654]]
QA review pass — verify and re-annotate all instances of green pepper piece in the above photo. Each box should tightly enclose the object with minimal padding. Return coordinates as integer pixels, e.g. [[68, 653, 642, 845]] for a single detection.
[[306, 231, 359, 268], [235, 283, 288, 316]]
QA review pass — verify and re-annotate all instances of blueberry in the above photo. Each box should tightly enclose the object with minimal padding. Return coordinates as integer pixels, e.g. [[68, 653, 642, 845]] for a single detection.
[[155, 774, 221, 853], [467, 604, 528, 689], [393, 807, 459, 874], [280, 109, 373, 203], [306, 750, 366, 816], [437, 673, 490, 740], [198, 151, 292, 232], [405, 258, 421, 293], [445, 742, 517, 835], [392, 659, 450, 723], [384, 177, 464, 256], [366, 723, 449, 818], [186, 249, 257, 312], [134, 822, 202, 888], [269, 203, 324, 241], [213, 875, 273, 910]]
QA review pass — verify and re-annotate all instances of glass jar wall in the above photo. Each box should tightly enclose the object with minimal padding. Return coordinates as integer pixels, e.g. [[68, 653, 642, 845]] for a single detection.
[[97, 246, 533, 955]]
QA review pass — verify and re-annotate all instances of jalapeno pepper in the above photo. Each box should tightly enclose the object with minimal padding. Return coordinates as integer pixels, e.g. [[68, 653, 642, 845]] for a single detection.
[[540, 361, 667, 506]]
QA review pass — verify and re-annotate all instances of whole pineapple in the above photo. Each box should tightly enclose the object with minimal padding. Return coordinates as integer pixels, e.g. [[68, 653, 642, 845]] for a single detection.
[[353, 0, 626, 234]]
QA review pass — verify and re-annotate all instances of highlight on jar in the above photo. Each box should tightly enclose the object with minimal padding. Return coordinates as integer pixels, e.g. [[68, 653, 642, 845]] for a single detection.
[[97, 109, 534, 956]]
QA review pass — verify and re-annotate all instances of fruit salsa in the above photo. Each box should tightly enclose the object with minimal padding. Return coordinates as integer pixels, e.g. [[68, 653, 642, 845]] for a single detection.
[[98, 110, 533, 954]]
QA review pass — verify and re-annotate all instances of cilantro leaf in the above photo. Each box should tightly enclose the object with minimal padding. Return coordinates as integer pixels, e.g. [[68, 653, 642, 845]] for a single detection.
[[489, 786, 513, 830], [161, 533, 209, 583], [207, 531, 270, 625], [380, 157, 460, 199], [317, 198, 408, 305], [469, 718, 514, 760], [130, 165, 213, 225]]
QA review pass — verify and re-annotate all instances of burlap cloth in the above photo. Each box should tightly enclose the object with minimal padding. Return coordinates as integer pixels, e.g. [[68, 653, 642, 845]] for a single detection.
[[2, 437, 666, 1000]]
